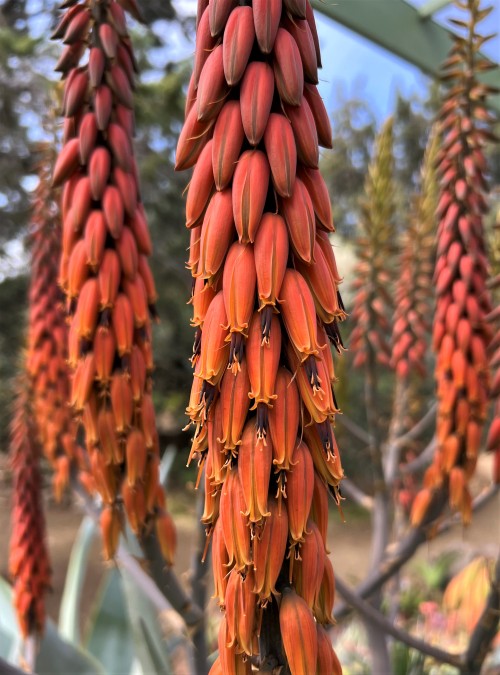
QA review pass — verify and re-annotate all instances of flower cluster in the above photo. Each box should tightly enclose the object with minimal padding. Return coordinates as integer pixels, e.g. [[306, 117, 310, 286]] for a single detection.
[[411, 0, 495, 526], [9, 384, 51, 638], [350, 117, 397, 370], [391, 131, 439, 380], [26, 143, 82, 499], [52, 0, 175, 561], [177, 0, 345, 671]]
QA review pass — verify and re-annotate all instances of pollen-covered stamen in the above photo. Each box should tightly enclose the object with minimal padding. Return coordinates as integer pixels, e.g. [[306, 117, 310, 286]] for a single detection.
[[200, 379, 217, 418], [324, 319, 344, 353], [304, 354, 323, 395], [192, 327, 202, 363], [316, 420, 335, 456], [228, 332, 245, 372], [256, 402, 269, 442]]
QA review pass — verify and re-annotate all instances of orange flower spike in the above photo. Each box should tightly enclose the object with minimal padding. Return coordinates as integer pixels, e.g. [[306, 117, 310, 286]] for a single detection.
[[125, 429, 147, 486], [196, 45, 228, 122], [223, 242, 257, 336], [240, 61, 274, 146], [313, 553, 335, 625], [98, 249, 121, 310], [219, 360, 251, 453], [410, 488, 433, 527], [111, 293, 134, 358], [75, 277, 100, 340], [84, 210, 107, 270], [129, 345, 146, 403], [273, 28, 304, 106], [110, 372, 133, 435], [253, 499, 289, 603], [218, 617, 252, 675], [67, 239, 90, 299], [175, 103, 215, 172], [225, 569, 257, 656], [286, 441, 314, 543], [122, 481, 146, 534], [297, 241, 341, 324], [198, 189, 235, 279], [268, 367, 299, 471], [222, 6, 254, 86], [197, 291, 230, 386], [305, 425, 344, 487], [94, 327, 115, 385], [186, 139, 214, 229], [100, 506, 122, 561], [220, 467, 252, 571], [70, 352, 96, 411], [247, 312, 281, 418], [264, 113, 297, 198], [207, 400, 227, 485], [211, 517, 230, 605], [310, 472, 330, 547], [232, 149, 270, 244], [279, 269, 319, 360], [254, 213, 289, 311], [212, 100, 245, 190], [449, 467, 466, 511], [155, 510, 177, 566], [316, 625, 342, 675], [116, 226, 139, 281], [279, 589, 318, 675], [292, 521, 324, 608], [238, 421, 272, 523], [280, 178, 315, 264], [97, 408, 122, 465], [123, 275, 149, 329], [140, 393, 157, 450], [298, 167, 333, 232]]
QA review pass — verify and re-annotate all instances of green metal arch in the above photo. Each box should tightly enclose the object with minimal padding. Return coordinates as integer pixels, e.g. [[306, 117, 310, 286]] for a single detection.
[[311, 0, 500, 112]]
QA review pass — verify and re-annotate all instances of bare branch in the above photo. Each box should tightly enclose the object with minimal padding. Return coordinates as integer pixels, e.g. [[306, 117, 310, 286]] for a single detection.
[[335, 489, 449, 621], [0, 656, 33, 675], [393, 403, 437, 449], [341, 477, 374, 511], [334, 575, 462, 669], [336, 414, 372, 445], [398, 436, 437, 478], [436, 484, 499, 536]]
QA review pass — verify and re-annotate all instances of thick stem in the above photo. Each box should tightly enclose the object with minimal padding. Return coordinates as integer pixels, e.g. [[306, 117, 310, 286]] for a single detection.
[[190, 485, 210, 675], [385, 377, 410, 484], [363, 344, 392, 674]]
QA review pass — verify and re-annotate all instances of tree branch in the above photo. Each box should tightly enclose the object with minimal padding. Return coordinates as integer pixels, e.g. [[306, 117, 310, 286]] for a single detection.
[[397, 436, 437, 478], [436, 484, 499, 536], [335, 488, 449, 622], [341, 477, 374, 511], [0, 657, 33, 675], [334, 575, 462, 669], [392, 403, 437, 450], [190, 484, 210, 675], [336, 413, 372, 445], [463, 553, 500, 674]]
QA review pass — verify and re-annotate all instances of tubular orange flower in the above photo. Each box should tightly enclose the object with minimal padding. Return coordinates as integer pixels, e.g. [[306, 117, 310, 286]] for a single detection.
[[52, 0, 172, 560], [176, 0, 345, 668], [411, 0, 495, 526]]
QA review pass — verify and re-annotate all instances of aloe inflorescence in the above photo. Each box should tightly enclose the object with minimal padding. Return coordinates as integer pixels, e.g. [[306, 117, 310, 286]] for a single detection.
[[411, 0, 497, 526], [51, 0, 175, 562], [176, 0, 345, 671]]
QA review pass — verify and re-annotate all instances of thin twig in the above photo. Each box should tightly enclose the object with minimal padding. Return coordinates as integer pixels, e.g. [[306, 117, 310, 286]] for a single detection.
[[393, 403, 437, 450], [398, 436, 437, 478], [334, 576, 462, 669], [341, 477, 374, 511], [335, 489, 449, 622], [336, 414, 372, 445]]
